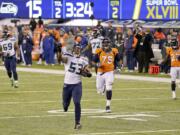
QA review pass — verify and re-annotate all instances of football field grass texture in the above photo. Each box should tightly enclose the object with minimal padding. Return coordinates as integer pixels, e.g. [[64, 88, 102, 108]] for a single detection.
[[0, 70, 180, 135]]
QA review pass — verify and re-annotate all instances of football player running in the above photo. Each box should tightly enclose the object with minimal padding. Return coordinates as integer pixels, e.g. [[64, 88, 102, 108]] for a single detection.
[[89, 28, 104, 54], [164, 37, 180, 99], [0, 30, 20, 88], [60, 44, 92, 129], [82, 28, 104, 65], [93, 38, 122, 113]]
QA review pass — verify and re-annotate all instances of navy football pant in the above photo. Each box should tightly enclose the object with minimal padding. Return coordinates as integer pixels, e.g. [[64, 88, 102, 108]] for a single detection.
[[62, 83, 82, 124], [4, 56, 18, 81]]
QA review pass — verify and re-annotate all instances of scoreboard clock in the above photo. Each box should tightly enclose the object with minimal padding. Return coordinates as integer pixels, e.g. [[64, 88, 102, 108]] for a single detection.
[[64, 1, 93, 18]]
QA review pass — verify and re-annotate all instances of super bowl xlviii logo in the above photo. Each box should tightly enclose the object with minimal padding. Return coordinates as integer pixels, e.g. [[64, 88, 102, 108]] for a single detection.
[[0, 2, 18, 16]]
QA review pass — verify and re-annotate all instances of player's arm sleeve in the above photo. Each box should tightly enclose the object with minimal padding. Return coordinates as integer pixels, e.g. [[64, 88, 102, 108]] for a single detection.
[[61, 53, 71, 63]]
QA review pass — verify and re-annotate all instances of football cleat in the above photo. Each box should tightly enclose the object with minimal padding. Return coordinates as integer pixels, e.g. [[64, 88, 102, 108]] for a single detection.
[[14, 81, 18, 88], [105, 106, 111, 113], [74, 124, 82, 130], [63, 107, 68, 112]]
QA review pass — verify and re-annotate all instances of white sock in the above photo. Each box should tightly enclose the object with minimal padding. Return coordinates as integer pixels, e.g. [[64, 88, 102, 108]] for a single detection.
[[172, 91, 176, 98], [106, 100, 111, 106], [14, 81, 18, 84]]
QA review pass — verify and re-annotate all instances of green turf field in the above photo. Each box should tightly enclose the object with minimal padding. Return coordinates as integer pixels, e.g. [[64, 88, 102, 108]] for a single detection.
[[0, 70, 180, 135]]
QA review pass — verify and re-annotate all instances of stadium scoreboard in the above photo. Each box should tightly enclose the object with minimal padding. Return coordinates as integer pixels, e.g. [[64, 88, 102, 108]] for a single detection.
[[0, 0, 180, 20]]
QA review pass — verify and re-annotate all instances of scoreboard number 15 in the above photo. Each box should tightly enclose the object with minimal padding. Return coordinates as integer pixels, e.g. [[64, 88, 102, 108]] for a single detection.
[[26, 0, 42, 18]]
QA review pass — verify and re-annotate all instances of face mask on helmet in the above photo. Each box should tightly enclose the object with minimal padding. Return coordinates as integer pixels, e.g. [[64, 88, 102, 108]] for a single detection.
[[73, 44, 81, 56], [92, 29, 99, 38], [2, 32, 10, 40], [102, 38, 111, 52], [171, 40, 179, 50]]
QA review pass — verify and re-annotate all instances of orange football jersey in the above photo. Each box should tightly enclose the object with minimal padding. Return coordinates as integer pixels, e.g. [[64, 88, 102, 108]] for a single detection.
[[166, 47, 180, 67], [95, 48, 119, 72]]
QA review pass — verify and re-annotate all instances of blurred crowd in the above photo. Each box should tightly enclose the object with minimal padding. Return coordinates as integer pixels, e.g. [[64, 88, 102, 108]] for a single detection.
[[0, 18, 180, 74]]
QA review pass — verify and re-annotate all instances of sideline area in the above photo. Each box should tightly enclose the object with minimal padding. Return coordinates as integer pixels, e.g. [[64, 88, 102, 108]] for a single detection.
[[0, 66, 171, 83]]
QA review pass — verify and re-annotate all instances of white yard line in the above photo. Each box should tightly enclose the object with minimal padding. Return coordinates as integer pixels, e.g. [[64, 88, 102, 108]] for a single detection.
[[0, 66, 171, 83], [0, 110, 179, 120], [0, 109, 180, 120], [121, 118, 147, 121], [0, 66, 65, 75], [0, 91, 58, 94], [0, 97, 173, 105], [47, 109, 180, 115], [71, 129, 180, 135], [83, 97, 171, 101], [0, 87, 168, 94], [0, 114, 65, 120], [0, 101, 56, 104], [0, 82, 60, 84]]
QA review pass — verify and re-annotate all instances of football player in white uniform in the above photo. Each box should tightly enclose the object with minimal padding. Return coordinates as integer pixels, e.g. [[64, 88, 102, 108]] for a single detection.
[[82, 28, 104, 63], [0, 31, 20, 88], [61, 44, 92, 129], [89, 28, 104, 54]]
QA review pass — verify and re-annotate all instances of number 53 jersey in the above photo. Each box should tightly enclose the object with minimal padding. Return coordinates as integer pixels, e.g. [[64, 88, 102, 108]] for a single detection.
[[0, 37, 16, 57], [63, 53, 89, 84]]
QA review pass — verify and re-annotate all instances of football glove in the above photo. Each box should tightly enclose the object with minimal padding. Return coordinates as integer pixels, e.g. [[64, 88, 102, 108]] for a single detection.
[[80, 68, 92, 78], [116, 64, 123, 71]]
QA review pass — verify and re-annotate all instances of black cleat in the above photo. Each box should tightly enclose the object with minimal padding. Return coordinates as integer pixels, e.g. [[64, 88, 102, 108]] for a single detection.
[[105, 106, 111, 113], [63, 106, 68, 112], [14, 85, 18, 88], [74, 124, 82, 130]]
